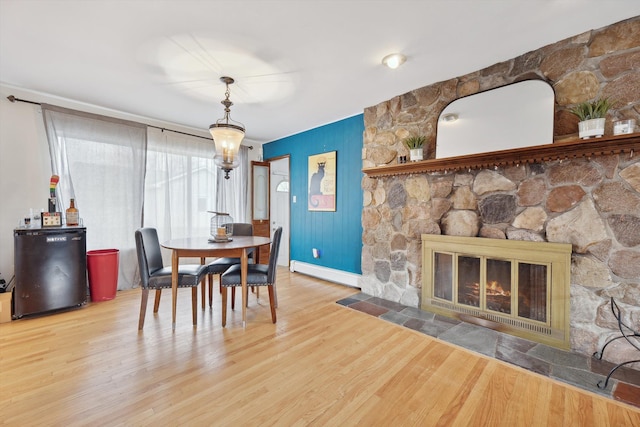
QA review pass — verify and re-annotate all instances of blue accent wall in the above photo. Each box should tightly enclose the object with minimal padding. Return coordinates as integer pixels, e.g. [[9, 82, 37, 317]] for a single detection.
[[263, 115, 363, 274]]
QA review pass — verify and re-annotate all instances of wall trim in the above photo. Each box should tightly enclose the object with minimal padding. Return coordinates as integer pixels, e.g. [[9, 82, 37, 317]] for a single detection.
[[289, 260, 361, 288]]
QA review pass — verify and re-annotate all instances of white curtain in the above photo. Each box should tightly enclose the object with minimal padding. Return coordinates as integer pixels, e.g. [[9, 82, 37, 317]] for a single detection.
[[144, 127, 218, 241], [144, 129, 249, 265], [42, 104, 146, 290], [42, 107, 250, 289], [216, 145, 250, 223]]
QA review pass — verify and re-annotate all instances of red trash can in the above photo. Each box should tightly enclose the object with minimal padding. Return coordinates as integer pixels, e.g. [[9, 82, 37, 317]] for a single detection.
[[87, 249, 119, 302]]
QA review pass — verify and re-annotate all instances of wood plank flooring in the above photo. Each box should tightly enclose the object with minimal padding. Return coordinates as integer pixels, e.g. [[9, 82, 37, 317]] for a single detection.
[[1, 268, 639, 426]]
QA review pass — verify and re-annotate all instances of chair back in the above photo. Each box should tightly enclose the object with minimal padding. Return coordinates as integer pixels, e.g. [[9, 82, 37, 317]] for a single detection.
[[135, 228, 164, 289], [232, 223, 253, 236], [267, 227, 283, 284]]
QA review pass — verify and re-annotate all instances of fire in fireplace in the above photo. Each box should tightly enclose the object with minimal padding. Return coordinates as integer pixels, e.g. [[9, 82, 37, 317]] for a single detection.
[[422, 235, 572, 349]]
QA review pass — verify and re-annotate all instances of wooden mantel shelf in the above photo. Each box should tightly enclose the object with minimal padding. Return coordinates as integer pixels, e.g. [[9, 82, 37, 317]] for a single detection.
[[362, 134, 640, 177]]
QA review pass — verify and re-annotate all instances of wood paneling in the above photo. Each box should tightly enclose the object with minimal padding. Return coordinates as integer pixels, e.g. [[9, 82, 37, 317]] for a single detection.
[[263, 115, 364, 274], [1, 270, 638, 424]]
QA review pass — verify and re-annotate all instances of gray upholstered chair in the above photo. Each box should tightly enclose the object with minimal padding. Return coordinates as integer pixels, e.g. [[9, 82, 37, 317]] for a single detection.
[[204, 222, 255, 309], [135, 227, 207, 330], [220, 226, 282, 326]]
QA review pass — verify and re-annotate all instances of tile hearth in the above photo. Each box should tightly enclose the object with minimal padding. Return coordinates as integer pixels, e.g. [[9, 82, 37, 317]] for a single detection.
[[337, 292, 640, 409]]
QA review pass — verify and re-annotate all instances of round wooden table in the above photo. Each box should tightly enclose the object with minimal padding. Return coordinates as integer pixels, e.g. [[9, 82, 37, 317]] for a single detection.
[[161, 235, 271, 329]]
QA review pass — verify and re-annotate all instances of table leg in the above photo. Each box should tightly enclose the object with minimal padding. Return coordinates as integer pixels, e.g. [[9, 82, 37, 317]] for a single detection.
[[172, 250, 179, 330], [241, 248, 248, 328], [200, 256, 206, 310]]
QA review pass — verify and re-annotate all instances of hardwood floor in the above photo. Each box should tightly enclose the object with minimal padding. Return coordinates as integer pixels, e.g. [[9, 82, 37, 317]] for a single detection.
[[1, 268, 638, 426]]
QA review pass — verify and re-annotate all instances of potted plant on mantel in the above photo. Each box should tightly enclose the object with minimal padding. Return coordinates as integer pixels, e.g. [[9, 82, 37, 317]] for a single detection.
[[403, 135, 427, 162], [569, 98, 614, 140]]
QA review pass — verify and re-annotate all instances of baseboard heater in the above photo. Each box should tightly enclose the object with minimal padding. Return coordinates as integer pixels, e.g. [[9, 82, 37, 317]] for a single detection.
[[289, 260, 360, 288]]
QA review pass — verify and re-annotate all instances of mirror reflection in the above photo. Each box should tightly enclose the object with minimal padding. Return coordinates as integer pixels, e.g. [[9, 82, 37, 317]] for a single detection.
[[436, 80, 555, 159]]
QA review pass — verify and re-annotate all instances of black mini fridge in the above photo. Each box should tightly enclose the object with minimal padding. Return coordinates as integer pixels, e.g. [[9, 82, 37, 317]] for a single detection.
[[13, 227, 87, 318]]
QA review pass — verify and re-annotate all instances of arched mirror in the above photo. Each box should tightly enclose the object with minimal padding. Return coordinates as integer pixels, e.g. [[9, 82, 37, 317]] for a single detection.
[[436, 80, 555, 158]]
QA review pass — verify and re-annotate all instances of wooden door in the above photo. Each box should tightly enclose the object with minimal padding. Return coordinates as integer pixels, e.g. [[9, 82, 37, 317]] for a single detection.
[[251, 161, 270, 263]]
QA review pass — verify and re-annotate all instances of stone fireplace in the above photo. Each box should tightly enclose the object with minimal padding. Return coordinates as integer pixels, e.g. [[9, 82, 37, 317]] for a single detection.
[[359, 17, 640, 364], [421, 234, 572, 349]]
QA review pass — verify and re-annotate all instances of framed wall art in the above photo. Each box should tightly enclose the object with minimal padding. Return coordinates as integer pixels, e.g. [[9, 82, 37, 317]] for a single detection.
[[308, 150, 336, 211]]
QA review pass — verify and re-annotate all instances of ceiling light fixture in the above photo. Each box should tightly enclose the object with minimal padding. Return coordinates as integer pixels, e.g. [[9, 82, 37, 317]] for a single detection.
[[210, 76, 245, 179], [382, 53, 406, 69], [441, 113, 459, 123]]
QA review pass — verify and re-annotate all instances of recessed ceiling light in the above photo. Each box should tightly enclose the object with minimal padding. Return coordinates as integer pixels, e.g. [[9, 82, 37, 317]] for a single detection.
[[382, 53, 406, 69]]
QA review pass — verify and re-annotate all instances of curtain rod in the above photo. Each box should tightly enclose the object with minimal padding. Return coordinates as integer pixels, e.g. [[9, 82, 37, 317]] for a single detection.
[[6, 95, 253, 149]]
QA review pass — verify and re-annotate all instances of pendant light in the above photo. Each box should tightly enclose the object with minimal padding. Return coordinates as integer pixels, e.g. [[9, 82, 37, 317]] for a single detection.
[[209, 76, 245, 179]]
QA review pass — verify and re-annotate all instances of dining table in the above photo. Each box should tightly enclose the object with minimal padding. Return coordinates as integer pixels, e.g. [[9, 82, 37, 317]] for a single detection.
[[161, 235, 272, 329]]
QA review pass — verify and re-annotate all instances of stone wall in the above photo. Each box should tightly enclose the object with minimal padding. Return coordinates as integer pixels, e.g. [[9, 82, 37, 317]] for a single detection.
[[360, 17, 640, 362]]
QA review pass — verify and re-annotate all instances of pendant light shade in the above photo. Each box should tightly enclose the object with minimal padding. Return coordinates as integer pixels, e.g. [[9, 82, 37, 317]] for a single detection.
[[210, 76, 245, 179]]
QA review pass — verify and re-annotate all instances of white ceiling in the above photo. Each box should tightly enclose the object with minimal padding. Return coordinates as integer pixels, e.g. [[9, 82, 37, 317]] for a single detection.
[[1, 1, 638, 144]]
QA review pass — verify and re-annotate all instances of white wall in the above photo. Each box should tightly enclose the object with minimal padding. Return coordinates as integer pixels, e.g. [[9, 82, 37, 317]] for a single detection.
[[0, 87, 51, 282], [0, 83, 261, 283]]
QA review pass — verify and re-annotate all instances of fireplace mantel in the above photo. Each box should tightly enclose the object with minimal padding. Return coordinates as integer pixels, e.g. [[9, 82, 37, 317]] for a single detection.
[[363, 133, 640, 178]]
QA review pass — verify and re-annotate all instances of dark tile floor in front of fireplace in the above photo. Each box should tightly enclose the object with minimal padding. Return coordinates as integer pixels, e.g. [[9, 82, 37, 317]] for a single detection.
[[337, 293, 640, 409]]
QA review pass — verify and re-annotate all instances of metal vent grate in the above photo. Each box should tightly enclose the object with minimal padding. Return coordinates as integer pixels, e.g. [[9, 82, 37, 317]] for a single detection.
[[430, 299, 552, 335]]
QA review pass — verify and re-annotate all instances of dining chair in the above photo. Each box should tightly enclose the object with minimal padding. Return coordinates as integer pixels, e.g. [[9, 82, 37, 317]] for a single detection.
[[220, 226, 282, 326], [204, 222, 254, 309], [135, 227, 207, 330]]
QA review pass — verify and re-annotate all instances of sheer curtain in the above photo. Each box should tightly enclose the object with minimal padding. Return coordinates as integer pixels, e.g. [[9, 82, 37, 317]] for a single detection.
[[41, 104, 146, 289], [144, 129, 249, 264], [144, 127, 218, 242], [42, 107, 249, 289], [216, 145, 250, 223]]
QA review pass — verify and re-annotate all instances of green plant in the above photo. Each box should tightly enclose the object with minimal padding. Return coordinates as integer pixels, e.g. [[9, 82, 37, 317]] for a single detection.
[[403, 135, 426, 149], [569, 98, 614, 121]]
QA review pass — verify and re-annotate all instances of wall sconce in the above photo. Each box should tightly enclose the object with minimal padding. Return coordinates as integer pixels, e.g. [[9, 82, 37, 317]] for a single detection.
[[209, 76, 245, 179]]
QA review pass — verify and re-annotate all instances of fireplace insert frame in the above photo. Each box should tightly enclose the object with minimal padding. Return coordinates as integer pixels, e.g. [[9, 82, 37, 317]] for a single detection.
[[421, 234, 572, 350]]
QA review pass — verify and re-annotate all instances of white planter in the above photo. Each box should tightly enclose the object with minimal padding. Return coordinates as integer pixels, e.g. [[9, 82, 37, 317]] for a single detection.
[[578, 118, 605, 139], [409, 148, 424, 162]]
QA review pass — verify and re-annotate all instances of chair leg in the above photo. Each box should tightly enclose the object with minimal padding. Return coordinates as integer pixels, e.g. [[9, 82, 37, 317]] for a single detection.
[[268, 285, 277, 323], [153, 289, 162, 313], [201, 275, 206, 309], [138, 288, 149, 330], [231, 287, 235, 310], [200, 257, 206, 310], [221, 287, 227, 327], [274, 283, 278, 308], [208, 274, 213, 308], [192, 286, 198, 326]]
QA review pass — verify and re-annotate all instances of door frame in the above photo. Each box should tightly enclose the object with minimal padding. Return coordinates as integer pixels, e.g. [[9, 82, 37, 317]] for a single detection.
[[266, 155, 290, 267]]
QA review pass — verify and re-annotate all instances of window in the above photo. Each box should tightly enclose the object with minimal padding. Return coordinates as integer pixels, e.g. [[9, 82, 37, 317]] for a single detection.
[[42, 107, 249, 289]]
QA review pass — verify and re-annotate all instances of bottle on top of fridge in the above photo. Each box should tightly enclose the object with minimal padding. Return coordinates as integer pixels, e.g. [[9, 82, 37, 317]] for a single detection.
[[66, 199, 79, 226]]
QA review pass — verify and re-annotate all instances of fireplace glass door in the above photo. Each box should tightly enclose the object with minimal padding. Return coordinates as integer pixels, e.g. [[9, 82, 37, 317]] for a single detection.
[[433, 252, 453, 301], [431, 252, 550, 324], [486, 259, 512, 314], [517, 262, 548, 322], [457, 256, 481, 308]]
